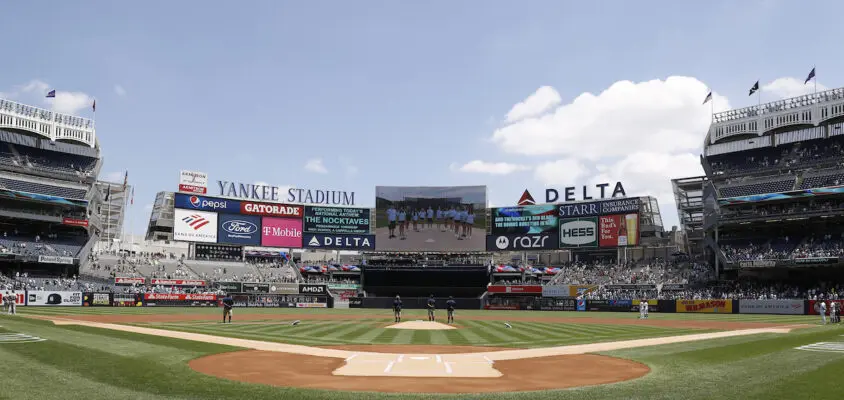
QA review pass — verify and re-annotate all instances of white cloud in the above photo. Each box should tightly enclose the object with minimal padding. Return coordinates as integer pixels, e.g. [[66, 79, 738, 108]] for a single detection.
[[534, 159, 590, 185], [505, 86, 561, 123], [114, 85, 127, 97], [451, 160, 531, 175], [762, 77, 828, 99], [304, 158, 328, 174], [492, 76, 725, 160], [51, 91, 94, 114], [481, 76, 727, 229]]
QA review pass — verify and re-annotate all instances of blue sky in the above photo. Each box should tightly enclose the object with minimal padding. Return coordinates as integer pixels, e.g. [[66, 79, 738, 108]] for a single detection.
[[1, 0, 842, 234]]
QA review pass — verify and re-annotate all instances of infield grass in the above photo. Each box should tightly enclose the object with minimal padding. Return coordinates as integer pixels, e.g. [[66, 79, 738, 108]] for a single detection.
[[0, 307, 842, 400]]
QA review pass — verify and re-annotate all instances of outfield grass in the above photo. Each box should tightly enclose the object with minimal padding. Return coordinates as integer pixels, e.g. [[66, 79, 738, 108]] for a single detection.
[[0, 308, 842, 400]]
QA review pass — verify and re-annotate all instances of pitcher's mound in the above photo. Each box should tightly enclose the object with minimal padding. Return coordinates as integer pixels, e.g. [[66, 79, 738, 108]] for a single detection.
[[386, 321, 456, 330]]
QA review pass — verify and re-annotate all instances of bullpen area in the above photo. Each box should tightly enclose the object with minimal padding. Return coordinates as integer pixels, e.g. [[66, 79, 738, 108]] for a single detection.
[[0, 306, 842, 399]]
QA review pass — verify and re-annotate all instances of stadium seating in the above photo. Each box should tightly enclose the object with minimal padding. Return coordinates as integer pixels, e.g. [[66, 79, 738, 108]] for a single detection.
[[718, 178, 795, 198], [0, 235, 83, 257], [800, 171, 844, 189], [0, 177, 87, 199]]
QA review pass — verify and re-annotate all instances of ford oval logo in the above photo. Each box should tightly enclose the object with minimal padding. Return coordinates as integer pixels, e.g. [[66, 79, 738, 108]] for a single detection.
[[222, 220, 258, 235]]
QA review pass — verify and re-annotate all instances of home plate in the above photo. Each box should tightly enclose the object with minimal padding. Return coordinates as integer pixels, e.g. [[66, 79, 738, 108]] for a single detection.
[[386, 321, 456, 330], [333, 353, 501, 378]]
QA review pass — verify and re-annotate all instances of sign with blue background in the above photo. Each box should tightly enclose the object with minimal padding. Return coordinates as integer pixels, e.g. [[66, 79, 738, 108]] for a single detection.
[[174, 193, 241, 214], [217, 214, 261, 245]]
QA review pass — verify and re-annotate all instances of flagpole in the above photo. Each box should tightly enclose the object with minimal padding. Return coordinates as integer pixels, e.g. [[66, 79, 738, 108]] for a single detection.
[[814, 66, 817, 94], [106, 185, 112, 251]]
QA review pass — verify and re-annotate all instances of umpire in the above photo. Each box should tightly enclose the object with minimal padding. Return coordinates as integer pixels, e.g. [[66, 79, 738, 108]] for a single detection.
[[393, 295, 403, 322], [427, 294, 436, 322], [446, 296, 456, 324], [222, 293, 234, 323]]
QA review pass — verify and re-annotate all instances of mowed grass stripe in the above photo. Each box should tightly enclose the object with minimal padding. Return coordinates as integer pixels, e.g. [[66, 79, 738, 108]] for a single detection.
[[410, 330, 432, 345], [458, 320, 510, 344], [427, 329, 452, 345], [388, 329, 414, 345], [324, 322, 382, 342]]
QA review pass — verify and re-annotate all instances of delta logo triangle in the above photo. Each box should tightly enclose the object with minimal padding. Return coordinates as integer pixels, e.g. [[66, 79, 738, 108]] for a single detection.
[[517, 190, 536, 206], [308, 236, 321, 247]]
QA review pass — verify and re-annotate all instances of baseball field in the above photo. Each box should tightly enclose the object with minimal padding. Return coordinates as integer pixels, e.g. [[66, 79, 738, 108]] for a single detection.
[[0, 307, 842, 399]]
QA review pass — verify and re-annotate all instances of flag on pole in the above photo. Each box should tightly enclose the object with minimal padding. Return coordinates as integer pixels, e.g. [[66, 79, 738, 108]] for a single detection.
[[46, 90, 56, 98], [702, 91, 713, 105], [805, 67, 816, 84], [123, 171, 128, 191], [748, 81, 759, 96], [104, 186, 111, 202], [92, 100, 96, 112]]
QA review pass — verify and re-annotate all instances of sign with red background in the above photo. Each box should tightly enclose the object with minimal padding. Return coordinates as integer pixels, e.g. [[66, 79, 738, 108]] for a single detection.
[[487, 285, 543, 294], [62, 217, 89, 227]]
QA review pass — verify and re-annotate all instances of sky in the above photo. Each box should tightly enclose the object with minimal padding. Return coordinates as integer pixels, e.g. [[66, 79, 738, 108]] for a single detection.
[[1, 0, 843, 235]]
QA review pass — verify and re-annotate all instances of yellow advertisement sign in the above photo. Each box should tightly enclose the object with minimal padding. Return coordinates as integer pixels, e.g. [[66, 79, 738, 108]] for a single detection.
[[632, 299, 658, 306], [676, 299, 733, 313], [569, 285, 598, 297]]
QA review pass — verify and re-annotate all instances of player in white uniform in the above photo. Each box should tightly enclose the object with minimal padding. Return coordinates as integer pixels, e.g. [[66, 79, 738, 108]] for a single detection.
[[639, 299, 648, 319], [820, 301, 827, 324], [8, 290, 16, 315], [830, 302, 839, 324]]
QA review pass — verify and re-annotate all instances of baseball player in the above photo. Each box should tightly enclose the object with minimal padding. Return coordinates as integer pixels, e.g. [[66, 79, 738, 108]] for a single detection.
[[427, 295, 436, 322], [819, 301, 827, 324], [831, 302, 839, 324], [446, 296, 456, 324], [221, 293, 234, 323], [639, 298, 648, 319], [393, 295, 403, 322], [2, 291, 7, 313], [7, 290, 16, 315]]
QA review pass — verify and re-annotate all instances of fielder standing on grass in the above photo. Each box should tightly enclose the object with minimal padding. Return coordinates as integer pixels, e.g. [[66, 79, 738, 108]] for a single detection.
[[7, 290, 16, 315], [222, 293, 234, 323], [446, 296, 456, 324], [393, 295, 403, 322], [820, 300, 827, 324], [427, 294, 436, 322]]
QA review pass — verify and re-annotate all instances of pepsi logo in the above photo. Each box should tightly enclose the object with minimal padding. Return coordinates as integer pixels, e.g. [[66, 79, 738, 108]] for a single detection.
[[222, 220, 258, 235], [189, 196, 201, 207]]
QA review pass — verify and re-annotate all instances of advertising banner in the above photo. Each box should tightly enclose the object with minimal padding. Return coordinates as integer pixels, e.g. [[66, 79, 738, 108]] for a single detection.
[[296, 302, 328, 308], [143, 293, 218, 307], [599, 198, 640, 215], [540, 298, 577, 311], [676, 299, 733, 313], [486, 233, 558, 251], [490, 205, 558, 235], [261, 217, 303, 248], [349, 297, 363, 308], [112, 293, 143, 307], [216, 282, 242, 293], [569, 285, 597, 297], [557, 201, 601, 218], [598, 213, 640, 247], [217, 214, 262, 245], [62, 217, 89, 227], [299, 284, 328, 295], [179, 170, 208, 194], [195, 244, 242, 260], [115, 277, 145, 285], [241, 201, 303, 218], [808, 300, 844, 315], [794, 257, 839, 265], [27, 291, 83, 306], [487, 285, 542, 294], [270, 283, 300, 294], [304, 206, 370, 234], [13, 292, 25, 306], [304, 233, 376, 250], [174, 193, 241, 213], [587, 299, 633, 312], [231, 294, 306, 308], [242, 282, 270, 293], [739, 299, 804, 315], [83, 292, 112, 307], [738, 260, 778, 268], [559, 217, 598, 248], [150, 279, 207, 286], [374, 185, 487, 252], [542, 285, 570, 297], [37, 255, 74, 265], [174, 209, 218, 243]]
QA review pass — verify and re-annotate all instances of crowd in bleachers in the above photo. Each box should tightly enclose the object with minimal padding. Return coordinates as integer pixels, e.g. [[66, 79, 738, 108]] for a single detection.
[[721, 234, 844, 261], [0, 137, 98, 179], [0, 231, 83, 258]]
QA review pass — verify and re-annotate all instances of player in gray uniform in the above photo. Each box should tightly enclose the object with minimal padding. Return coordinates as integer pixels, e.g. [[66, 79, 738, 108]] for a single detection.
[[831, 302, 839, 324], [7, 290, 16, 315]]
